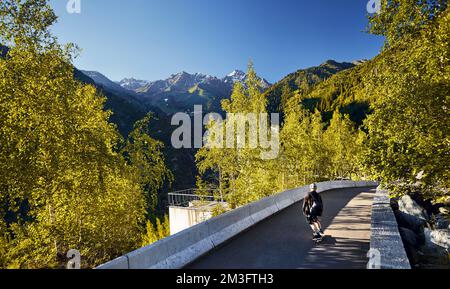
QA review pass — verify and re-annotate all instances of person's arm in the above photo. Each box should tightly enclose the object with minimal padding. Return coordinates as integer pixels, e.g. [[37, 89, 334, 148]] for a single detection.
[[302, 199, 311, 216], [302, 199, 307, 216]]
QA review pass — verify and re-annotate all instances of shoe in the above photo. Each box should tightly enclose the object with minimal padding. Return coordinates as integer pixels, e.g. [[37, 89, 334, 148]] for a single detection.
[[319, 229, 325, 236], [313, 233, 322, 240]]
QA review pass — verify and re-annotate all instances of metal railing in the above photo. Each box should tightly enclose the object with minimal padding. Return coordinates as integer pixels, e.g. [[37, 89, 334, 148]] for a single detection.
[[168, 188, 224, 207]]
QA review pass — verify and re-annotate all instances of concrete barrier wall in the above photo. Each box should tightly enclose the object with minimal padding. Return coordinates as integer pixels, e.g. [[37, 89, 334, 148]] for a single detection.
[[97, 180, 378, 269], [369, 188, 411, 269]]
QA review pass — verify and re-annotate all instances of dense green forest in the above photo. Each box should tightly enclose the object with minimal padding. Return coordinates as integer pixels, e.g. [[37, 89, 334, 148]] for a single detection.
[[0, 0, 448, 268]]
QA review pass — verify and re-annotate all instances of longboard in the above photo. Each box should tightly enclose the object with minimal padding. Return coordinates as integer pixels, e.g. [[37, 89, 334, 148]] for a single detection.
[[313, 236, 325, 244]]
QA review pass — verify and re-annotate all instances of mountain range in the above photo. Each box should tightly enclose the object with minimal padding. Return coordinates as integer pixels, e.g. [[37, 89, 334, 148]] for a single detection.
[[82, 69, 271, 115], [116, 70, 271, 94]]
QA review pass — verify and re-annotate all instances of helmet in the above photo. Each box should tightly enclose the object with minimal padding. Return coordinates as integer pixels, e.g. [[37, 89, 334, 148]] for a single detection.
[[310, 183, 317, 191]]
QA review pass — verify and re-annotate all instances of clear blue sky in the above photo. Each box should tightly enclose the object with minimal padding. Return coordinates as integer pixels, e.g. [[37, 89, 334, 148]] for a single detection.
[[50, 0, 384, 83]]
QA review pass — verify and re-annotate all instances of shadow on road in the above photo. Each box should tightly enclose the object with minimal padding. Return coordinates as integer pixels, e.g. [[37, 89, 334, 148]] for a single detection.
[[186, 187, 376, 269]]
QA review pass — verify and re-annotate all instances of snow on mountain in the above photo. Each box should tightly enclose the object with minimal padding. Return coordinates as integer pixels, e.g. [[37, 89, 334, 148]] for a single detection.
[[117, 78, 149, 91], [224, 69, 247, 83], [223, 70, 271, 89], [91, 70, 272, 99]]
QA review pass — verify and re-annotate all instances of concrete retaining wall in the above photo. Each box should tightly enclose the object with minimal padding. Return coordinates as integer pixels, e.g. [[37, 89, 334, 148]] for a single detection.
[[97, 180, 377, 269], [169, 206, 213, 235], [369, 188, 411, 269]]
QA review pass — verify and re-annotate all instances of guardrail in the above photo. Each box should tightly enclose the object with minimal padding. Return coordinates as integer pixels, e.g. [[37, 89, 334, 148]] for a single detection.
[[168, 188, 223, 207], [369, 188, 411, 269], [97, 180, 378, 269]]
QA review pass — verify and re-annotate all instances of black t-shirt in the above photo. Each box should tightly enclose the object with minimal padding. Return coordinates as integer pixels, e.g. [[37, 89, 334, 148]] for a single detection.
[[310, 191, 323, 208], [303, 190, 323, 216]]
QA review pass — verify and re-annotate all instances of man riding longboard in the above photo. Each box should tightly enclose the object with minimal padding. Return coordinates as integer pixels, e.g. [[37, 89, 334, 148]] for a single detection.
[[302, 183, 325, 242]]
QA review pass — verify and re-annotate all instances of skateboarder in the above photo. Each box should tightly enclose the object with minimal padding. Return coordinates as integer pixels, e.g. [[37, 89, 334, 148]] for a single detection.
[[302, 183, 324, 241]]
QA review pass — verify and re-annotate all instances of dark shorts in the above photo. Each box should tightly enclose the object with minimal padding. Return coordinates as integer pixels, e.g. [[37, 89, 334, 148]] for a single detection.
[[306, 214, 319, 225]]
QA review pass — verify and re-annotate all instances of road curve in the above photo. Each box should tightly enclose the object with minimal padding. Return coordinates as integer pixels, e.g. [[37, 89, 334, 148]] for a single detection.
[[186, 187, 376, 269]]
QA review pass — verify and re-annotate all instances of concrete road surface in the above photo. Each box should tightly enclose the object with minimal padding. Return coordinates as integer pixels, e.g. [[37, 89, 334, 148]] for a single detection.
[[187, 187, 376, 269]]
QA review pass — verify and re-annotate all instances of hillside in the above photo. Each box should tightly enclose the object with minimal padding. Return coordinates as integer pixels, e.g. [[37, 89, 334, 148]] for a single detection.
[[280, 56, 390, 127], [300, 59, 377, 125], [264, 60, 358, 115]]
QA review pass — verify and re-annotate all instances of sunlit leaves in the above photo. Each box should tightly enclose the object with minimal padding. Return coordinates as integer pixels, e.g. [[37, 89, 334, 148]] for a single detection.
[[0, 0, 170, 268], [367, 0, 448, 48], [363, 7, 450, 198]]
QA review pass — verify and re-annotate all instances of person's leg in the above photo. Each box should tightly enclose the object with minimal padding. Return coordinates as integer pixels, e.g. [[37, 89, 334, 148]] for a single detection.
[[310, 216, 322, 239], [308, 216, 319, 234], [316, 220, 322, 230], [315, 220, 325, 236]]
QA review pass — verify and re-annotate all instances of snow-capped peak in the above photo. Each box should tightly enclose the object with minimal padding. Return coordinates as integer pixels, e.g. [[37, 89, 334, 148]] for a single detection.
[[223, 70, 247, 85], [118, 78, 149, 91], [227, 70, 246, 79]]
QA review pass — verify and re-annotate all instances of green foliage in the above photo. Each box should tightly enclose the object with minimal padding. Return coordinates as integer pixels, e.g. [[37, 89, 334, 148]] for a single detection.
[[283, 4, 450, 200], [0, 0, 58, 50], [324, 111, 364, 179], [0, 230, 8, 268], [299, 59, 378, 126], [122, 113, 173, 218], [0, 0, 170, 268], [367, 0, 448, 48], [211, 204, 229, 218], [362, 7, 450, 199], [0, 44, 146, 268], [280, 105, 363, 188], [197, 62, 277, 208], [141, 215, 170, 247], [141, 220, 158, 246]]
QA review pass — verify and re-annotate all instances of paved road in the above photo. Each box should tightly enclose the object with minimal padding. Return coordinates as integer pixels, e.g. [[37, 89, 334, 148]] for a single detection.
[[187, 187, 376, 269]]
